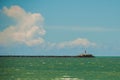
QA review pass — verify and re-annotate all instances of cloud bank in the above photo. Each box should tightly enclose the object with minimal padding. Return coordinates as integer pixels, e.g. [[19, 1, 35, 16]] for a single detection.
[[0, 5, 95, 49], [0, 5, 45, 46]]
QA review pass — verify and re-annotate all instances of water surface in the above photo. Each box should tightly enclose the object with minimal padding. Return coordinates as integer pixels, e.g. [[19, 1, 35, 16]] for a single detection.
[[0, 57, 120, 80]]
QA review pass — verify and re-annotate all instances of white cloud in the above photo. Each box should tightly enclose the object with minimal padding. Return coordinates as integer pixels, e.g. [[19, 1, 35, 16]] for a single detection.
[[0, 5, 45, 46], [0, 5, 96, 49], [57, 38, 96, 48], [46, 38, 96, 49]]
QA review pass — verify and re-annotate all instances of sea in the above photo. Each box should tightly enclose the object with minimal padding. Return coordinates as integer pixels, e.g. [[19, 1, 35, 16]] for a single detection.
[[0, 57, 120, 80]]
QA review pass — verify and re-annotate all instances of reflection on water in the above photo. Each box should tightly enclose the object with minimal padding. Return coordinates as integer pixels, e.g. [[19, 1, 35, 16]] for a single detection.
[[53, 75, 83, 80]]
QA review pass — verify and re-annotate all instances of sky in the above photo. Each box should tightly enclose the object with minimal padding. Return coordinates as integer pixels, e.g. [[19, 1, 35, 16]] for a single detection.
[[0, 0, 120, 56]]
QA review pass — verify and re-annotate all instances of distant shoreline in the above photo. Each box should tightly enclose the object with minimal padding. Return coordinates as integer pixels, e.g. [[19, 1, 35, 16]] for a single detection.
[[0, 55, 120, 58], [0, 55, 94, 58]]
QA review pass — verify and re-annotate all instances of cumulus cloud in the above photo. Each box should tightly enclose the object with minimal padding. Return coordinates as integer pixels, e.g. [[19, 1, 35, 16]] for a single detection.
[[46, 38, 96, 49], [0, 5, 96, 49], [0, 5, 45, 46], [57, 38, 96, 48]]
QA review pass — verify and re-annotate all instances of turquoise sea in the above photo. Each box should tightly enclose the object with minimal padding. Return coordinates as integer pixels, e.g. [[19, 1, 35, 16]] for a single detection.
[[0, 57, 120, 80]]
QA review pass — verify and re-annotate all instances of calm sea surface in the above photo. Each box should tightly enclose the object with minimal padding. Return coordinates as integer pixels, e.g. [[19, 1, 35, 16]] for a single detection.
[[0, 57, 120, 80]]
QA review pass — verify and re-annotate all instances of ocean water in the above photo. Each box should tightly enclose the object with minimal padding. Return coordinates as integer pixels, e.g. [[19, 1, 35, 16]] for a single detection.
[[0, 57, 120, 80]]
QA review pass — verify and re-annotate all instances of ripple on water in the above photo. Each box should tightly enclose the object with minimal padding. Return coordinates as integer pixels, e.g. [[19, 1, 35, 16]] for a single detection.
[[16, 78, 21, 80], [53, 75, 84, 80], [15, 68, 20, 71], [42, 62, 46, 64], [26, 72, 34, 74]]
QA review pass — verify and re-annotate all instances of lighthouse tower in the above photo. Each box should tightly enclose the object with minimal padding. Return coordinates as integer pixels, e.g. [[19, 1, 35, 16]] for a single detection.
[[85, 50, 87, 54]]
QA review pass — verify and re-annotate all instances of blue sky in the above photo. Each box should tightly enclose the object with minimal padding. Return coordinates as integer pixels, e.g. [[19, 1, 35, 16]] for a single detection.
[[0, 0, 120, 56]]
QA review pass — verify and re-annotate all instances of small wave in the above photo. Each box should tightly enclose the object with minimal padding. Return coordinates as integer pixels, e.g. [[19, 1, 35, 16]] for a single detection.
[[42, 62, 46, 64], [53, 75, 84, 80]]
